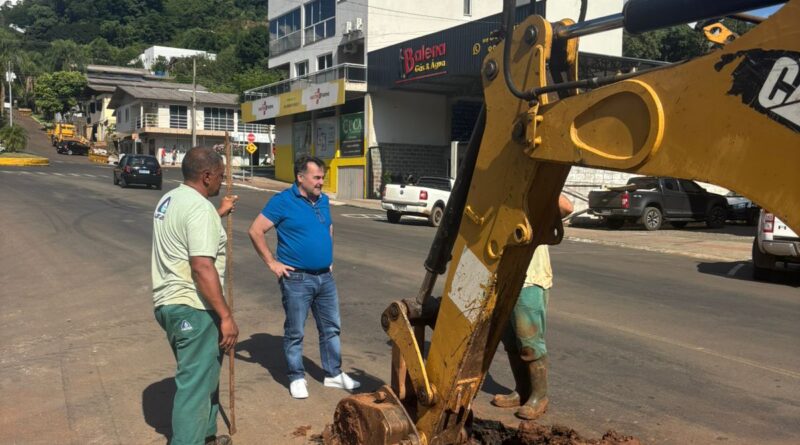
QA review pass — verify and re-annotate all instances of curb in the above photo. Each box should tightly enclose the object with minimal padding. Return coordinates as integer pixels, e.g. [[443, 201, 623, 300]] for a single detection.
[[565, 235, 749, 262], [0, 157, 49, 166], [89, 153, 109, 164]]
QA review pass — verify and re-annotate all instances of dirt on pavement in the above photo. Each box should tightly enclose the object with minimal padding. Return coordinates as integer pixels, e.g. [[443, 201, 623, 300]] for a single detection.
[[469, 418, 642, 445]]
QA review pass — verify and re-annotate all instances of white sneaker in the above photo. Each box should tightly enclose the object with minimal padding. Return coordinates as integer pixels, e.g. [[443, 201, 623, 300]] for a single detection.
[[289, 378, 309, 399], [324, 372, 361, 390]]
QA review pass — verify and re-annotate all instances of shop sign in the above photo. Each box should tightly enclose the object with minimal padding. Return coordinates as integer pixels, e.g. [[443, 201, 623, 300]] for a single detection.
[[241, 80, 345, 122], [398, 42, 447, 83], [340, 112, 364, 157]]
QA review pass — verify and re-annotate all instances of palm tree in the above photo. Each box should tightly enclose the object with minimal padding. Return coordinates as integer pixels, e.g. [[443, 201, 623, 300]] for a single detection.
[[0, 124, 28, 153]]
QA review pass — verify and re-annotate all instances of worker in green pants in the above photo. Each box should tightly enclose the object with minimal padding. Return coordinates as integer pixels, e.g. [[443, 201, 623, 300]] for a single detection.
[[492, 194, 573, 420], [152, 146, 239, 445]]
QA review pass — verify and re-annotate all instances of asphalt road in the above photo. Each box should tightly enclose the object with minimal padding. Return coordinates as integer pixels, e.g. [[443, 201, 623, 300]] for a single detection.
[[1, 119, 798, 444]]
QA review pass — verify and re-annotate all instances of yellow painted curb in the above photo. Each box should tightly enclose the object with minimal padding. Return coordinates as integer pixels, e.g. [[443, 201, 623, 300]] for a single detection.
[[0, 157, 50, 166], [89, 153, 109, 164]]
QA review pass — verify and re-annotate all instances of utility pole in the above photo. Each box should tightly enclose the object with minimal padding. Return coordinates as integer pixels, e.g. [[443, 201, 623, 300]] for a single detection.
[[7, 61, 13, 127], [191, 57, 197, 147]]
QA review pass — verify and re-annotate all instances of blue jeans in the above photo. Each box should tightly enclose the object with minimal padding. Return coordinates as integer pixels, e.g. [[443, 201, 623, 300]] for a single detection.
[[279, 271, 342, 381]]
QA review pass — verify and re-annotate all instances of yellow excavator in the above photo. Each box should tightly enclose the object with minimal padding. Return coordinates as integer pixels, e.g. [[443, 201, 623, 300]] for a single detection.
[[325, 0, 800, 443]]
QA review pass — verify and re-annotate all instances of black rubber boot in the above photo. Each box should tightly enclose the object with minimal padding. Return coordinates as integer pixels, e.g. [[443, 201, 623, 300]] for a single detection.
[[515, 355, 548, 420]]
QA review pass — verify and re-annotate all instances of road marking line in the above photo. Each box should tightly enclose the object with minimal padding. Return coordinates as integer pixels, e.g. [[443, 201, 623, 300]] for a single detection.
[[556, 310, 800, 380], [727, 263, 746, 276], [53, 173, 64, 176], [83, 174, 96, 177], [68, 173, 81, 177], [36, 171, 48, 175], [341, 214, 385, 219]]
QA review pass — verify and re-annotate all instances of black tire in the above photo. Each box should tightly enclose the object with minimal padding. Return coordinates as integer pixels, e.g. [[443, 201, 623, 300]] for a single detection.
[[113, 173, 119, 185], [387, 210, 401, 223], [429, 205, 444, 227], [606, 218, 625, 230], [67, 149, 73, 155], [119, 176, 127, 188], [671, 221, 688, 229], [706, 206, 726, 229], [642, 206, 663, 231], [751, 239, 775, 281], [156, 182, 162, 190]]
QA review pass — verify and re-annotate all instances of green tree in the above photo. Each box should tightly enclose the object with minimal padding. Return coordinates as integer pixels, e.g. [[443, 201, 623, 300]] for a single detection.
[[624, 19, 756, 62], [88, 38, 120, 64], [47, 39, 89, 71], [232, 68, 284, 100], [0, 124, 28, 153], [236, 26, 269, 68], [152, 55, 170, 74], [34, 71, 88, 119]]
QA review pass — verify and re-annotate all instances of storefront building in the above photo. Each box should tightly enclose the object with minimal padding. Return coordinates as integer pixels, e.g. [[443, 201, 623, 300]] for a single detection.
[[244, 0, 655, 202]]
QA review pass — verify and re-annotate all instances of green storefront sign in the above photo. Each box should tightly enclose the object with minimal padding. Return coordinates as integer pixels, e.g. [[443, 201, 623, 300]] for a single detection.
[[340, 112, 364, 157]]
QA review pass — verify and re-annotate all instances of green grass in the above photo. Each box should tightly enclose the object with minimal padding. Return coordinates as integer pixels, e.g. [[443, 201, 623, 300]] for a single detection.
[[0, 152, 46, 158]]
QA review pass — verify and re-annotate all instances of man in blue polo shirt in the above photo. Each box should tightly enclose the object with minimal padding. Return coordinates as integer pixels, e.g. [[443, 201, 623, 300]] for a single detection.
[[248, 154, 360, 399]]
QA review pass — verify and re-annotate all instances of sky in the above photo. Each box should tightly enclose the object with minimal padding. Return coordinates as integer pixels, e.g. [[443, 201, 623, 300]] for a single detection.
[[749, 5, 783, 16]]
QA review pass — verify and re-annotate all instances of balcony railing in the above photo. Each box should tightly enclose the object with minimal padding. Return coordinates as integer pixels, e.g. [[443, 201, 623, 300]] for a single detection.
[[170, 115, 188, 129], [135, 113, 159, 129], [238, 123, 271, 134], [204, 117, 235, 132], [244, 63, 366, 102], [269, 31, 302, 58]]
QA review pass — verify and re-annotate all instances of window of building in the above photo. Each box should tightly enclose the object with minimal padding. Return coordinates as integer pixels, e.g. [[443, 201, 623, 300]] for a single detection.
[[269, 8, 302, 57], [464, 0, 472, 15], [204, 107, 235, 131], [304, 0, 336, 46], [124, 108, 129, 123], [170, 105, 188, 129], [318, 53, 333, 71], [296, 60, 309, 77]]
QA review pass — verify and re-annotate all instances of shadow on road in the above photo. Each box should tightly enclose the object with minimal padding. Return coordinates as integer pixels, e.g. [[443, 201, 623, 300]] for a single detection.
[[235, 333, 385, 392], [571, 220, 757, 237], [142, 377, 175, 441], [696, 261, 800, 287], [481, 372, 512, 397]]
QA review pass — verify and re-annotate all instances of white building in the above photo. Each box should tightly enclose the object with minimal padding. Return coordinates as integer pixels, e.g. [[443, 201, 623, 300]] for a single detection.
[[109, 83, 273, 164], [136, 46, 217, 72], [243, 0, 624, 199]]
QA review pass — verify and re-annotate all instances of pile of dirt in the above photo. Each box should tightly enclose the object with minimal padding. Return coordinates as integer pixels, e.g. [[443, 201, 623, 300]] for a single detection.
[[469, 419, 642, 445]]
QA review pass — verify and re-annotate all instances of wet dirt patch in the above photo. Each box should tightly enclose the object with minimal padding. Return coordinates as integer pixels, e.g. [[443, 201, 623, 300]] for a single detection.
[[292, 425, 312, 438], [469, 418, 642, 445]]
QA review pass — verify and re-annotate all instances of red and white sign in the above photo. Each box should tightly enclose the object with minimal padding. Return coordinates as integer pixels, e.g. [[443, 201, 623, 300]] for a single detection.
[[247, 133, 255, 143]]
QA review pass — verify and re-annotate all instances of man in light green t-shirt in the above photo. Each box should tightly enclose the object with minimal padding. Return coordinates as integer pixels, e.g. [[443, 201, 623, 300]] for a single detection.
[[152, 146, 239, 445], [492, 194, 573, 421]]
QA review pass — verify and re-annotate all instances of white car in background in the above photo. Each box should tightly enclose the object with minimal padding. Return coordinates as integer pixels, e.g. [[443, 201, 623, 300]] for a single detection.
[[381, 176, 453, 227], [752, 209, 800, 280]]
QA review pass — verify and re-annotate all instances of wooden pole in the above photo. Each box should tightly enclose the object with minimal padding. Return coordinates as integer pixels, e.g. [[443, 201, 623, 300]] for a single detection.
[[224, 132, 237, 434]]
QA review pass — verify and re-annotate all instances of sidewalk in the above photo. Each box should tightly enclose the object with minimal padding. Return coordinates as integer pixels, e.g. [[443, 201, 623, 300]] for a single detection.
[[233, 175, 753, 263]]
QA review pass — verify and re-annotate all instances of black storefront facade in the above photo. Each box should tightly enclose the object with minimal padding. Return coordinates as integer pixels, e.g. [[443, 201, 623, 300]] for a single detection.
[[364, 3, 663, 197]]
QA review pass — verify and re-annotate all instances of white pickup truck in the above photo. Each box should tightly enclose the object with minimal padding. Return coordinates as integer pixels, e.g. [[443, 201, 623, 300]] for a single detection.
[[381, 176, 454, 227], [752, 209, 800, 280]]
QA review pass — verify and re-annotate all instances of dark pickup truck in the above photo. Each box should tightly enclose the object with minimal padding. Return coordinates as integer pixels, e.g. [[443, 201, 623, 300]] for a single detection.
[[588, 177, 729, 230]]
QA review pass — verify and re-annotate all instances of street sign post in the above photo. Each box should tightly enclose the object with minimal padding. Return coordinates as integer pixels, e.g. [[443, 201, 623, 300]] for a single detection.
[[246, 142, 257, 179]]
